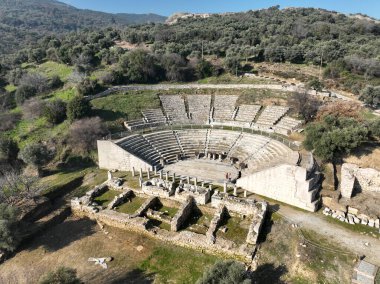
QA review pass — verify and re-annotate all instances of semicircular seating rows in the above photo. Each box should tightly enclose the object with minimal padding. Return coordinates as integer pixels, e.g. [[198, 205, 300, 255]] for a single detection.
[[117, 129, 298, 174], [124, 94, 303, 136]]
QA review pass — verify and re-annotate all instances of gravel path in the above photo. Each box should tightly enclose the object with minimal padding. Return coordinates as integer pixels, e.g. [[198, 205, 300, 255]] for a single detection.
[[277, 205, 380, 265]]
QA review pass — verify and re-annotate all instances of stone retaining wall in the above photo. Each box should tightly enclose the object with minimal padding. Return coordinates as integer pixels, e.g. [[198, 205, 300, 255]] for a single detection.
[[97, 140, 152, 172], [237, 164, 320, 212]]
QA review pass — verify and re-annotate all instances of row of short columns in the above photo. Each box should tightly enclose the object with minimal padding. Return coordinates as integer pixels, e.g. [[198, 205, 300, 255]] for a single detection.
[[131, 166, 247, 197]]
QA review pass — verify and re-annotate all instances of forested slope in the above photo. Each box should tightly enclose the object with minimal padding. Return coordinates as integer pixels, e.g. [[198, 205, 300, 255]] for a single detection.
[[0, 0, 165, 55]]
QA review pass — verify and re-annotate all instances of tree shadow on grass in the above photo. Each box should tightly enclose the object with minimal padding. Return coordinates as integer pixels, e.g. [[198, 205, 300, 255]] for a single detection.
[[252, 263, 287, 284], [91, 109, 127, 122], [109, 268, 155, 284], [24, 217, 97, 253]]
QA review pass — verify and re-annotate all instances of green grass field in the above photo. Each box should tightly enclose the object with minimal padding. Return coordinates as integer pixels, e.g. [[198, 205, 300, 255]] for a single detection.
[[90, 91, 161, 122], [34, 61, 73, 81], [94, 189, 120, 207], [116, 196, 147, 214], [139, 245, 220, 283], [216, 215, 250, 245]]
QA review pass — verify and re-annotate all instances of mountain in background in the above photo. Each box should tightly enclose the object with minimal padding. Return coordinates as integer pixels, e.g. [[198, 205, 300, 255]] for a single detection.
[[0, 0, 166, 55]]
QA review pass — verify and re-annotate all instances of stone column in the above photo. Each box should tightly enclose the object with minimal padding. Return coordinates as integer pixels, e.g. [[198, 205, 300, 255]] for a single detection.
[[209, 184, 212, 191], [224, 182, 227, 194], [172, 173, 176, 182], [139, 168, 143, 179], [131, 167, 135, 177], [159, 171, 163, 179], [194, 177, 197, 186], [139, 177, 143, 187], [233, 186, 237, 196], [244, 190, 247, 198], [147, 170, 150, 179], [154, 166, 157, 175], [187, 176, 190, 184], [165, 172, 169, 182]]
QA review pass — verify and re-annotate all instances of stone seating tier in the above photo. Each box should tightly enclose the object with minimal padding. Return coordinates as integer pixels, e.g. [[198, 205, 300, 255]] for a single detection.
[[235, 104, 261, 123], [213, 95, 239, 121], [256, 106, 289, 126], [188, 95, 211, 123], [160, 95, 188, 122], [142, 109, 167, 124]]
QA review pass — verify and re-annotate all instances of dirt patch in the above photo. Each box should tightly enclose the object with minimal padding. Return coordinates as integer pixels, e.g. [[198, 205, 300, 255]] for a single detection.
[[0, 216, 155, 284], [345, 144, 380, 171], [114, 40, 150, 51]]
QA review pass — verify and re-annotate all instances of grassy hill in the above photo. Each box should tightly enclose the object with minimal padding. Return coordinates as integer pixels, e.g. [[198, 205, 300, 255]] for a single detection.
[[0, 0, 166, 55]]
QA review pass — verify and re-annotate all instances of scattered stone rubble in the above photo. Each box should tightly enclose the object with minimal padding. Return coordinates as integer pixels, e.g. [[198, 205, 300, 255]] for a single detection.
[[323, 207, 380, 231], [142, 178, 175, 198], [175, 183, 211, 205]]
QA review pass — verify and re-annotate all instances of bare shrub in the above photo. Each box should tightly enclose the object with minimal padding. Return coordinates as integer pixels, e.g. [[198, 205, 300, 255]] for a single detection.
[[68, 117, 107, 153], [287, 92, 321, 122], [22, 98, 46, 120], [316, 101, 363, 121], [0, 112, 21, 131]]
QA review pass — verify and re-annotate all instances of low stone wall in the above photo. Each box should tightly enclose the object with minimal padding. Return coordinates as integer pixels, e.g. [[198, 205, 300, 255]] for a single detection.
[[132, 196, 159, 218], [206, 205, 228, 244], [171, 196, 195, 232], [246, 202, 267, 245], [341, 163, 380, 198], [86, 183, 108, 200], [107, 190, 133, 210], [211, 191, 257, 215], [71, 197, 255, 261], [175, 184, 211, 205]]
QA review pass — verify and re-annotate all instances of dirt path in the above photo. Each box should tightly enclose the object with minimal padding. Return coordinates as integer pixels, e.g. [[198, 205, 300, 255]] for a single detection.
[[87, 83, 355, 102], [276, 205, 380, 266]]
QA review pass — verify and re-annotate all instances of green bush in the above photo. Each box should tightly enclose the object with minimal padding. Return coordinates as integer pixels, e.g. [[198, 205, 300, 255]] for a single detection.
[[66, 96, 91, 122]]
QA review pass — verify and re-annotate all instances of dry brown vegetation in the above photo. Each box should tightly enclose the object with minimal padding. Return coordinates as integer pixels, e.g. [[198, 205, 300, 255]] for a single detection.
[[316, 101, 363, 121]]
